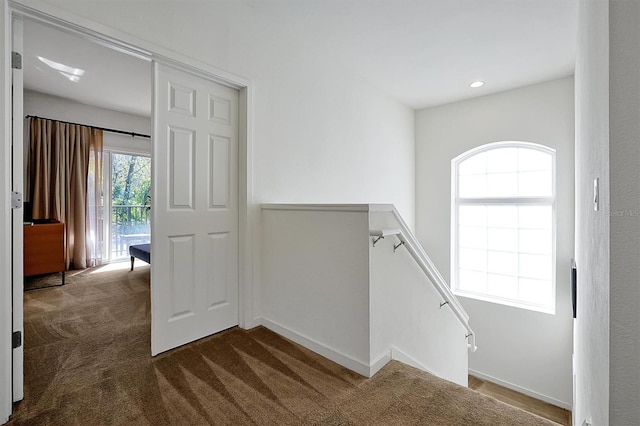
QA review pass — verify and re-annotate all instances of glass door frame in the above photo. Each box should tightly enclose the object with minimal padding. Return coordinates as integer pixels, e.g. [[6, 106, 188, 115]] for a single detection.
[[104, 149, 151, 263]]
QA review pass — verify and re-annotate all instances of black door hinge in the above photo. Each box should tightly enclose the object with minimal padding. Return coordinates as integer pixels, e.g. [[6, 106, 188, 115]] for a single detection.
[[12, 331, 22, 349], [12, 52, 22, 70]]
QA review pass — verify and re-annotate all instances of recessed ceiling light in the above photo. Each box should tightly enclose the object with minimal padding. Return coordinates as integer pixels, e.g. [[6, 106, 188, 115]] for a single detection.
[[469, 81, 484, 88], [37, 56, 85, 83]]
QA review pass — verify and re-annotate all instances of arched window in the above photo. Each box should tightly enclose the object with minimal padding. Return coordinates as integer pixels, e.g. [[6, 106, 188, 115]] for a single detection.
[[451, 142, 556, 313]]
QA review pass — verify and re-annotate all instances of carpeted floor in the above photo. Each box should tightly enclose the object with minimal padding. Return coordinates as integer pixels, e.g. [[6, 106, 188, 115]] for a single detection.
[[10, 263, 556, 425]]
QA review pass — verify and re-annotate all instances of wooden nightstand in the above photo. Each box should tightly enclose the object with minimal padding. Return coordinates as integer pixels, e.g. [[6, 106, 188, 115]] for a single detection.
[[24, 220, 65, 287]]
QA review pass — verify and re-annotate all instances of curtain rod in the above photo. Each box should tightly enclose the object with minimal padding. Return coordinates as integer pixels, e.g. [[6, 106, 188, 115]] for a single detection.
[[25, 115, 151, 139]]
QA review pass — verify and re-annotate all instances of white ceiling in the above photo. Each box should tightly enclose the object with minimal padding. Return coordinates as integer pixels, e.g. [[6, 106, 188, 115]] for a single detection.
[[23, 19, 151, 117], [22, 0, 577, 115], [246, 0, 578, 109]]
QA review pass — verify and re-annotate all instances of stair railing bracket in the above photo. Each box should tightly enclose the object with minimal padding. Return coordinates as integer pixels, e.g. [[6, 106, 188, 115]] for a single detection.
[[393, 240, 405, 252]]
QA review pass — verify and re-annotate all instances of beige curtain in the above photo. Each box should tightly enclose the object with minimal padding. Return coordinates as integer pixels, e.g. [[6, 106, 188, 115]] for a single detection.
[[27, 118, 104, 270], [87, 133, 104, 267]]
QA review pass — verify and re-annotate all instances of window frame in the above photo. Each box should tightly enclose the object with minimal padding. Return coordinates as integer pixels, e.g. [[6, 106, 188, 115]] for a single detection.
[[450, 141, 557, 314], [104, 150, 152, 263]]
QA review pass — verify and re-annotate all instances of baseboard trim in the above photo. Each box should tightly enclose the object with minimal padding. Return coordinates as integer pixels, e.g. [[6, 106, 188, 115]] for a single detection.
[[260, 318, 371, 377], [390, 347, 435, 375], [469, 369, 571, 410], [369, 351, 391, 377], [240, 317, 262, 330]]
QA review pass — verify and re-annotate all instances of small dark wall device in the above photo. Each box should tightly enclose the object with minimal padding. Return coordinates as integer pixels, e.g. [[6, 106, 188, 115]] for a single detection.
[[571, 259, 577, 319]]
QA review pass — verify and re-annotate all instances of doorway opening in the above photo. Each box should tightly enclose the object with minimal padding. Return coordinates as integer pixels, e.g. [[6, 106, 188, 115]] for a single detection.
[[107, 152, 151, 262], [14, 13, 154, 409], [5, 6, 253, 422]]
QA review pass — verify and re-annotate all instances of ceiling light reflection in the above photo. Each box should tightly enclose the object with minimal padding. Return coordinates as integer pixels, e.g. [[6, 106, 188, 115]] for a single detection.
[[37, 56, 85, 82]]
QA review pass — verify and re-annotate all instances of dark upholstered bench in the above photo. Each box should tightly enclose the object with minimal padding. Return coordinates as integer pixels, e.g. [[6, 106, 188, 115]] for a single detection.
[[129, 243, 151, 271]]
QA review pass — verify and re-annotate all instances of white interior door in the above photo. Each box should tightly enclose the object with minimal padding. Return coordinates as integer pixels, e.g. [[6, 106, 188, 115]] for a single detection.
[[11, 16, 24, 402], [151, 62, 239, 355]]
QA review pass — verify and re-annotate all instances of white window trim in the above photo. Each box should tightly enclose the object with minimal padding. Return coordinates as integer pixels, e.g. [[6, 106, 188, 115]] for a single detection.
[[450, 141, 557, 314]]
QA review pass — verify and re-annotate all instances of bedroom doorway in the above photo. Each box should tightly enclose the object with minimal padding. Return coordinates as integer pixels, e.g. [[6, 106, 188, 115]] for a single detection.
[[11, 14, 154, 406], [6, 6, 253, 419]]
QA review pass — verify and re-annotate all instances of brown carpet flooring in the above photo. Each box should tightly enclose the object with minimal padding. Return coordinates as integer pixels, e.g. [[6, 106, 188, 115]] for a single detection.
[[468, 376, 571, 425], [10, 264, 556, 425]]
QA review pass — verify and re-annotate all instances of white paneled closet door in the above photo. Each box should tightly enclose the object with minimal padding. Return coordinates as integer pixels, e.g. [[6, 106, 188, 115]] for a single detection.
[[151, 62, 239, 355]]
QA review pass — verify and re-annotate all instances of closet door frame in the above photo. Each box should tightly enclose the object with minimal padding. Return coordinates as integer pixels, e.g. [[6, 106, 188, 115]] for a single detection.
[[1, 3, 256, 422]]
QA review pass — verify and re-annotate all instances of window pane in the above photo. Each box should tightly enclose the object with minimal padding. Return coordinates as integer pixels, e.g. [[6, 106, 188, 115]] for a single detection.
[[518, 148, 552, 171], [111, 153, 151, 261], [519, 254, 552, 280], [459, 226, 487, 249], [519, 205, 552, 229], [487, 148, 518, 173], [487, 172, 518, 197], [518, 171, 552, 197], [487, 273, 518, 299], [487, 251, 517, 276], [519, 229, 552, 255], [453, 143, 555, 312], [487, 227, 518, 252], [459, 248, 487, 272], [459, 152, 486, 175], [459, 205, 487, 226], [519, 278, 553, 306], [459, 175, 486, 197], [458, 269, 487, 292], [487, 205, 518, 228]]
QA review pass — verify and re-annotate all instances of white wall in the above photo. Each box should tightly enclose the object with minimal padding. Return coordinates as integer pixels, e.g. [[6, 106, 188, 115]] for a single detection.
[[24, 90, 151, 155], [415, 77, 575, 408], [369, 210, 468, 386], [261, 206, 371, 375], [609, 1, 640, 424], [261, 204, 469, 385], [16, 0, 416, 227], [574, 1, 640, 424], [13, 0, 416, 328], [573, 1, 610, 424]]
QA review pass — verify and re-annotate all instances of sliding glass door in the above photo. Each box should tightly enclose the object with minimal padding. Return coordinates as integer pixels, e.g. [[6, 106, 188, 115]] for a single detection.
[[108, 152, 151, 261]]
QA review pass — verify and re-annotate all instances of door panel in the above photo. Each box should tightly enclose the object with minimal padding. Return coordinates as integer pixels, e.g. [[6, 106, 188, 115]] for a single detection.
[[152, 62, 239, 355], [168, 126, 195, 208]]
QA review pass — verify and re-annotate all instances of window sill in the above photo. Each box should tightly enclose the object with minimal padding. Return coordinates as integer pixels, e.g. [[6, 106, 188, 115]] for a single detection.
[[454, 289, 555, 315]]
